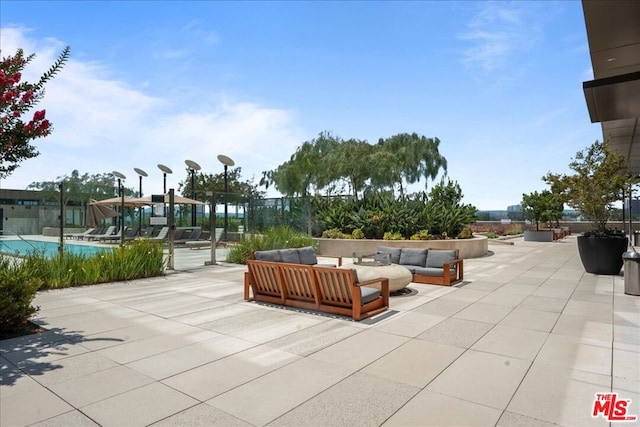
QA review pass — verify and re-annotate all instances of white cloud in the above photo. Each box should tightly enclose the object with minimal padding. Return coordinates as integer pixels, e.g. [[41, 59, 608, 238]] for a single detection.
[[458, 2, 541, 73], [0, 27, 305, 196]]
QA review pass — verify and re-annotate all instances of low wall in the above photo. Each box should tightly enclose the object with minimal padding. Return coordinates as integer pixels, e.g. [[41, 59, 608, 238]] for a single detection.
[[476, 220, 637, 234], [315, 235, 488, 259], [42, 227, 84, 237]]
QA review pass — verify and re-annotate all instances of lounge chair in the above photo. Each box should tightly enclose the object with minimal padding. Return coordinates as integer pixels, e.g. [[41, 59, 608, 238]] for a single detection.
[[99, 226, 123, 242], [76, 227, 106, 240], [148, 226, 170, 241], [175, 227, 202, 245], [86, 226, 116, 241], [184, 231, 212, 250], [103, 226, 139, 244], [64, 228, 95, 240]]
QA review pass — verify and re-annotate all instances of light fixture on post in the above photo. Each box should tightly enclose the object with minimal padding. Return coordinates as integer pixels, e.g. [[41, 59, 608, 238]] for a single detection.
[[185, 160, 201, 227], [217, 154, 235, 241], [157, 164, 173, 217], [134, 168, 148, 233], [157, 164, 173, 194], [113, 170, 127, 247]]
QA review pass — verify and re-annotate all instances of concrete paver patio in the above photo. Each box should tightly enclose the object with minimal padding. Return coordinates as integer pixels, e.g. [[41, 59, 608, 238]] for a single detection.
[[1, 236, 639, 426]]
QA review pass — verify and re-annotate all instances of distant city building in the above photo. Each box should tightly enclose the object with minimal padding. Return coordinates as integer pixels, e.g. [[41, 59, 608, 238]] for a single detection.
[[624, 199, 640, 216]]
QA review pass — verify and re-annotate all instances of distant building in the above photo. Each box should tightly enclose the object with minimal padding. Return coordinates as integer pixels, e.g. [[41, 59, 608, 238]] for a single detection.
[[624, 199, 640, 217]]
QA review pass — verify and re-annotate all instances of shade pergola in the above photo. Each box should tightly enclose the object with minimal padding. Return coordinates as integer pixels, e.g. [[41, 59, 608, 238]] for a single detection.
[[582, 1, 640, 176]]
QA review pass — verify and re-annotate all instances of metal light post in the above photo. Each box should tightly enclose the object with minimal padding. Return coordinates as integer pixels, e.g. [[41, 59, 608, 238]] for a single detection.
[[113, 171, 127, 247], [134, 168, 147, 233], [58, 181, 64, 256], [217, 154, 235, 241], [185, 160, 201, 227]]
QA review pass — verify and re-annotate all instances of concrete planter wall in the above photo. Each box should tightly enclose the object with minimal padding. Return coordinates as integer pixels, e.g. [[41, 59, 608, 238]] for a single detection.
[[315, 235, 488, 259], [524, 230, 554, 242]]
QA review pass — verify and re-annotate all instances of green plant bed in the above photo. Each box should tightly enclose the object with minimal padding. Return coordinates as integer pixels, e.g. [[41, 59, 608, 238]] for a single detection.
[[227, 226, 316, 264]]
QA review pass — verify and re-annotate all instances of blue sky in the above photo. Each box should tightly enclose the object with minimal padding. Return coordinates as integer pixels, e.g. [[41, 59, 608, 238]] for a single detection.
[[0, 1, 600, 210]]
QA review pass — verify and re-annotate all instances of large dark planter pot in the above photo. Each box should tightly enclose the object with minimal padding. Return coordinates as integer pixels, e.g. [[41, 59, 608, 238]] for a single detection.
[[577, 235, 628, 275]]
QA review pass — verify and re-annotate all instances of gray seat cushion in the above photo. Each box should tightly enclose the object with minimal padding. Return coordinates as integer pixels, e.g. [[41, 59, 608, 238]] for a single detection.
[[376, 246, 401, 264], [254, 250, 282, 262], [426, 250, 457, 268], [279, 248, 301, 264], [400, 264, 421, 274], [297, 246, 318, 265], [414, 267, 456, 277], [360, 286, 381, 305], [399, 248, 428, 267]]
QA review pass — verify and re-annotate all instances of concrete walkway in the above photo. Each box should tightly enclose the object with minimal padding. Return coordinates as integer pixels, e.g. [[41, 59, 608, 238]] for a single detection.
[[1, 236, 639, 426]]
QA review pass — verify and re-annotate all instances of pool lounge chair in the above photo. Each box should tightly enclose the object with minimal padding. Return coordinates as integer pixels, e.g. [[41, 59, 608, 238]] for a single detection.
[[185, 231, 212, 249], [64, 228, 95, 240], [99, 226, 122, 242], [103, 226, 140, 244], [86, 225, 116, 241], [76, 227, 106, 241], [175, 227, 202, 245], [148, 226, 170, 241]]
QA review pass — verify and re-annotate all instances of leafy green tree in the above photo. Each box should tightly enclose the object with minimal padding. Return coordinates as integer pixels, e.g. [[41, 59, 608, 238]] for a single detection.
[[372, 133, 448, 197], [543, 139, 633, 234], [263, 131, 448, 199], [333, 138, 373, 200], [28, 170, 132, 207], [521, 190, 563, 230], [262, 131, 340, 197], [426, 178, 477, 237], [1, 46, 70, 178]]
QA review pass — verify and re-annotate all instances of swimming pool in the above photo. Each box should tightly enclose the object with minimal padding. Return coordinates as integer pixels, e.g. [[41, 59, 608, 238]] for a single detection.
[[0, 239, 108, 258]]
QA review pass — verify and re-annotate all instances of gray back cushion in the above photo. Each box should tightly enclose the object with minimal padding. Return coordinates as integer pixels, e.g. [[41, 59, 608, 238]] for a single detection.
[[426, 250, 457, 268], [279, 248, 301, 264], [254, 250, 282, 262], [297, 246, 318, 265], [376, 246, 402, 264], [399, 248, 428, 267]]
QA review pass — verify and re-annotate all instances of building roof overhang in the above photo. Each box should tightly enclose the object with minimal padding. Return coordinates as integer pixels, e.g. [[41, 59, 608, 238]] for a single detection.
[[582, 0, 640, 175]]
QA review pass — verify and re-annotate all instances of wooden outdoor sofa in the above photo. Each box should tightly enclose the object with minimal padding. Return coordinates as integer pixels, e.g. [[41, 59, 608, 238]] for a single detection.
[[244, 259, 389, 321], [376, 246, 464, 286]]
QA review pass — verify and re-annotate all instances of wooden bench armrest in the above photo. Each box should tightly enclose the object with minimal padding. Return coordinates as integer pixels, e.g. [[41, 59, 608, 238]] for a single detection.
[[318, 254, 343, 266], [442, 258, 463, 268], [356, 277, 390, 306], [356, 277, 389, 287]]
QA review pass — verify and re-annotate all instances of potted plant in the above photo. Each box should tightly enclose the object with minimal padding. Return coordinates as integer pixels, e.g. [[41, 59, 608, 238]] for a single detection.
[[521, 190, 562, 242], [544, 139, 633, 274]]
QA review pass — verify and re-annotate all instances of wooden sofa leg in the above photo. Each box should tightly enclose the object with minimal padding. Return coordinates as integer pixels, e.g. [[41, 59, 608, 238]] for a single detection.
[[243, 272, 251, 301]]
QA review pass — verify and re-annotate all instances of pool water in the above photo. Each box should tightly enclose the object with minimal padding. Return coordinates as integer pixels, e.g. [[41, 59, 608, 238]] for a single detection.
[[0, 239, 108, 258]]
